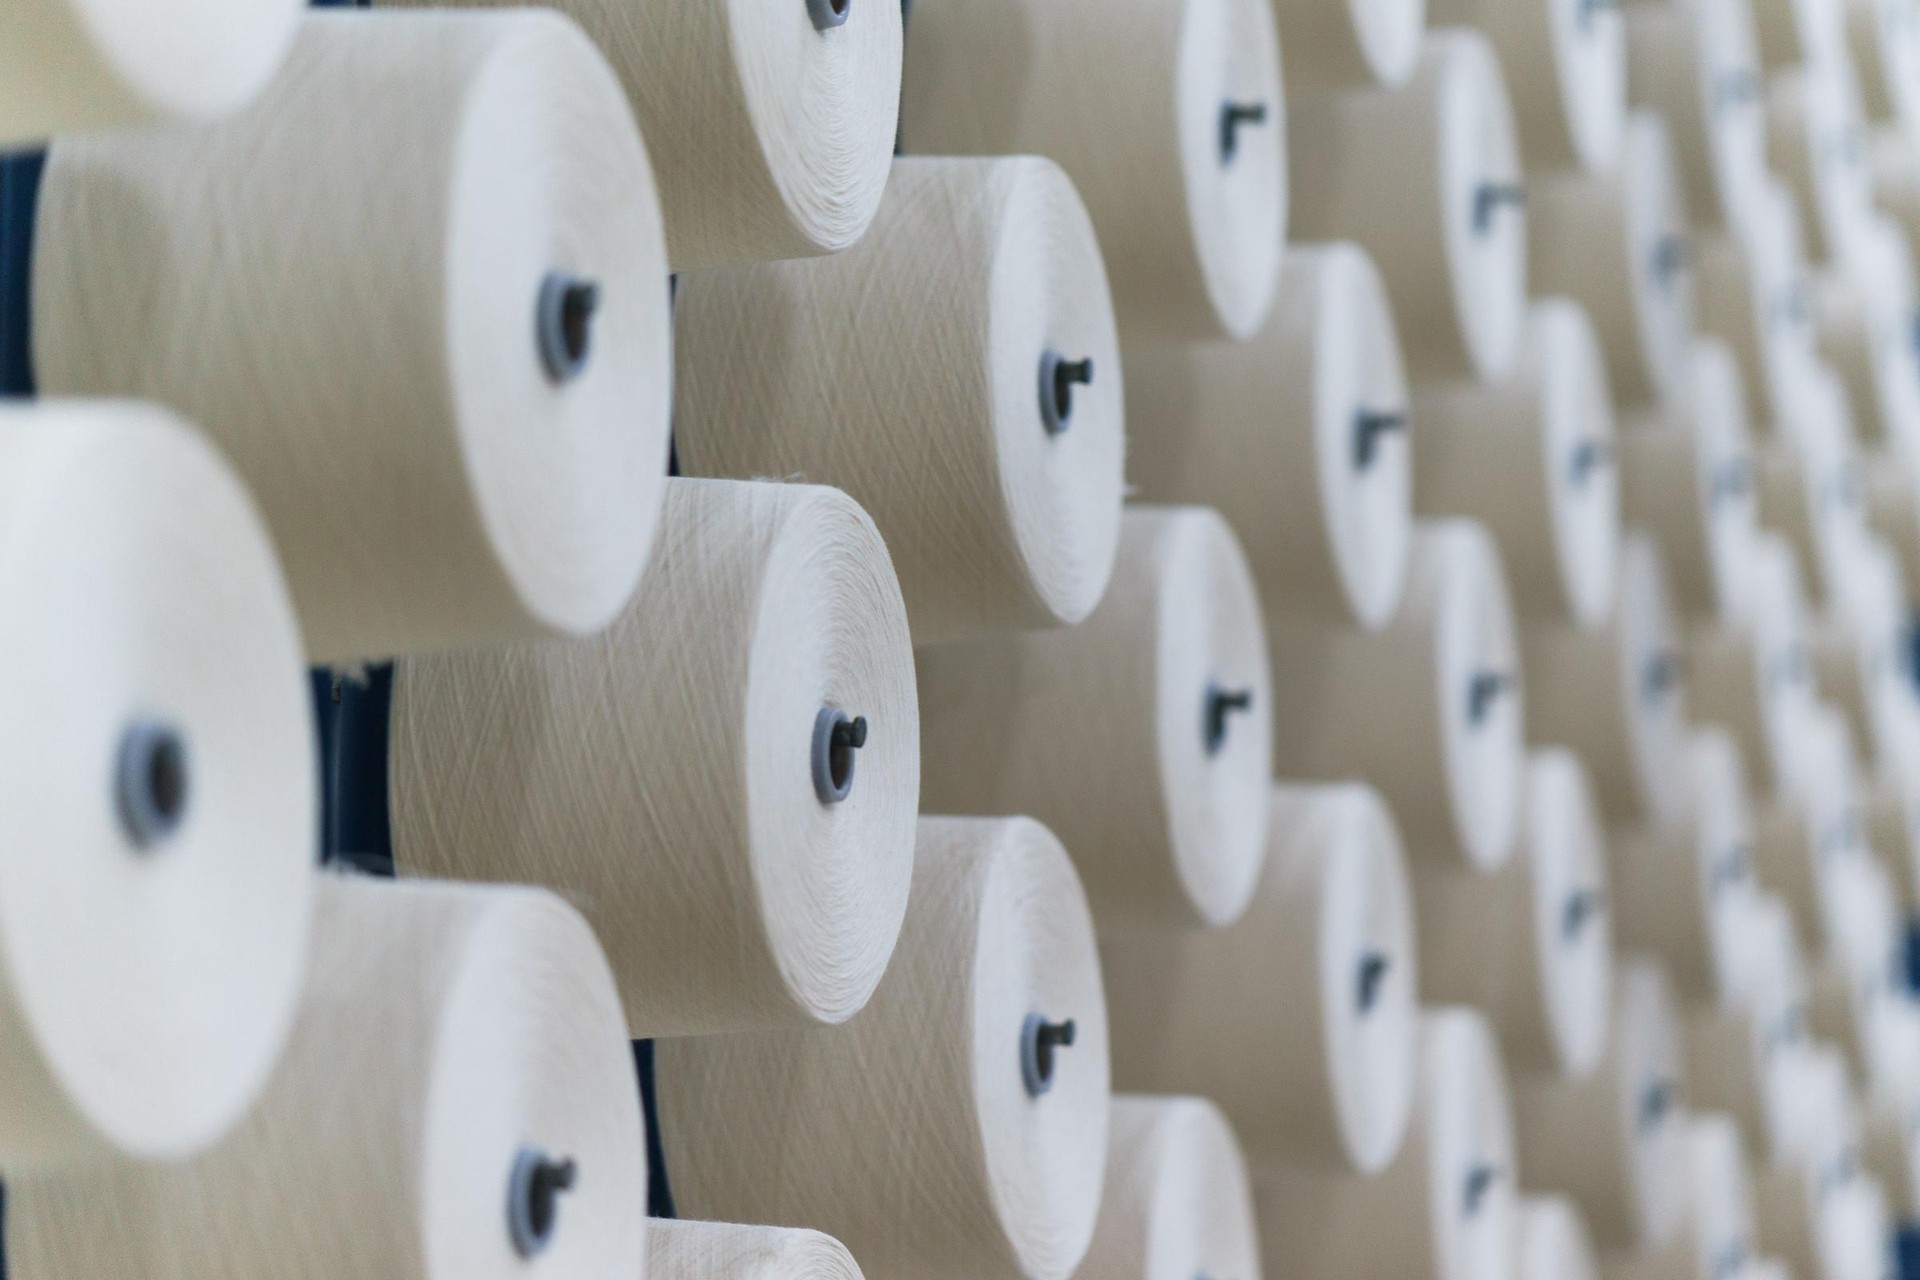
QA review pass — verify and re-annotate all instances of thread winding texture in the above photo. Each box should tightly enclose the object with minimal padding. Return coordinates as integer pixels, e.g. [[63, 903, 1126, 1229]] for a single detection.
[[32, 10, 674, 663], [391, 479, 919, 1038], [674, 156, 1124, 645]]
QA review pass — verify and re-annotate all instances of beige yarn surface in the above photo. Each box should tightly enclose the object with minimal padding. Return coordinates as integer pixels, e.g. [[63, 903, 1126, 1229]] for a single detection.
[[1427, 0, 1624, 172], [1766, 65, 1874, 268], [673, 156, 1124, 645], [1528, 112, 1697, 413], [1413, 298, 1621, 629], [1847, 0, 1920, 131], [391, 479, 918, 1038], [1865, 447, 1920, 603], [1289, 28, 1527, 382], [1694, 181, 1819, 431], [1686, 532, 1817, 796], [1523, 534, 1692, 828], [1513, 957, 1690, 1251], [1753, 377, 1869, 609], [1410, 749, 1614, 1080], [1686, 893, 1811, 1163], [1250, 1007, 1517, 1280], [899, 0, 1285, 340], [1810, 228, 1920, 453], [1124, 241, 1411, 630], [32, 10, 674, 664], [0, 400, 314, 1167], [1268, 518, 1525, 872], [1602, 1114, 1758, 1280], [0, 0, 299, 143], [1618, 340, 1761, 625], [655, 817, 1110, 1280], [1624, 0, 1767, 233], [8, 877, 647, 1279], [1101, 783, 1419, 1174], [1611, 729, 1757, 1005], [374, 0, 899, 268], [1272, 0, 1426, 91], [1077, 1096, 1263, 1280], [916, 506, 1272, 932], [1752, 704, 1864, 947]]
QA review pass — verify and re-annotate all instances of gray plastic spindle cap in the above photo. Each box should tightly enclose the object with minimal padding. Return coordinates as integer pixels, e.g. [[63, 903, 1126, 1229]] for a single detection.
[[1039, 350, 1095, 436], [116, 719, 189, 850], [1020, 1013, 1077, 1097], [807, 0, 851, 29], [537, 273, 600, 384], [812, 708, 868, 805], [507, 1147, 578, 1259]]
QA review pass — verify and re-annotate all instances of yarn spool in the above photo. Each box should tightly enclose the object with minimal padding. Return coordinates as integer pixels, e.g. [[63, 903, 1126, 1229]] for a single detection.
[[31, 10, 673, 664], [1513, 957, 1690, 1251], [1249, 1007, 1517, 1280], [1752, 704, 1865, 949], [1694, 181, 1819, 431], [1686, 533, 1817, 797], [1288, 28, 1528, 383], [916, 505, 1273, 932], [1818, 1172, 1896, 1280], [1767, 66, 1874, 269], [1101, 783, 1417, 1174], [7, 877, 648, 1279], [1685, 896, 1811, 1162], [1411, 298, 1621, 629], [1425, 0, 1625, 173], [1077, 1096, 1263, 1280], [1267, 518, 1524, 872], [1601, 1115, 1758, 1280], [0, 400, 313, 1166], [1782, 1040, 1863, 1170], [1822, 852, 1901, 989], [389, 479, 919, 1038], [1611, 729, 1757, 1007], [1869, 127, 1920, 265], [648, 1222, 864, 1280], [1862, 779, 1920, 908], [1124, 241, 1411, 630], [1811, 234, 1920, 455], [655, 817, 1110, 1280], [1752, 1049, 1869, 1280], [1862, 989, 1920, 1113], [1624, 0, 1767, 233], [1528, 112, 1697, 413], [0, 0, 299, 144], [1846, 0, 1920, 132], [1751, 0, 1841, 72], [1272, 0, 1425, 92], [375, 0, 895, 269], [1691, 1117, 1760, 1269], [672, 155, 1124, 645], [1863, 448, 1920, 601], [1524, 534, 1690, 827], [1753, 394, 1867, 613], [1516, 1196, 1599, 1280], [1809, 539, 1914, 773], [899, 0, 1284, 341], [1807, 959, 1883, 1082], [1617, 340, 1762, 625], [1408, 748, 1613, 1080], [1860, 1093, 1920, 1216]]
